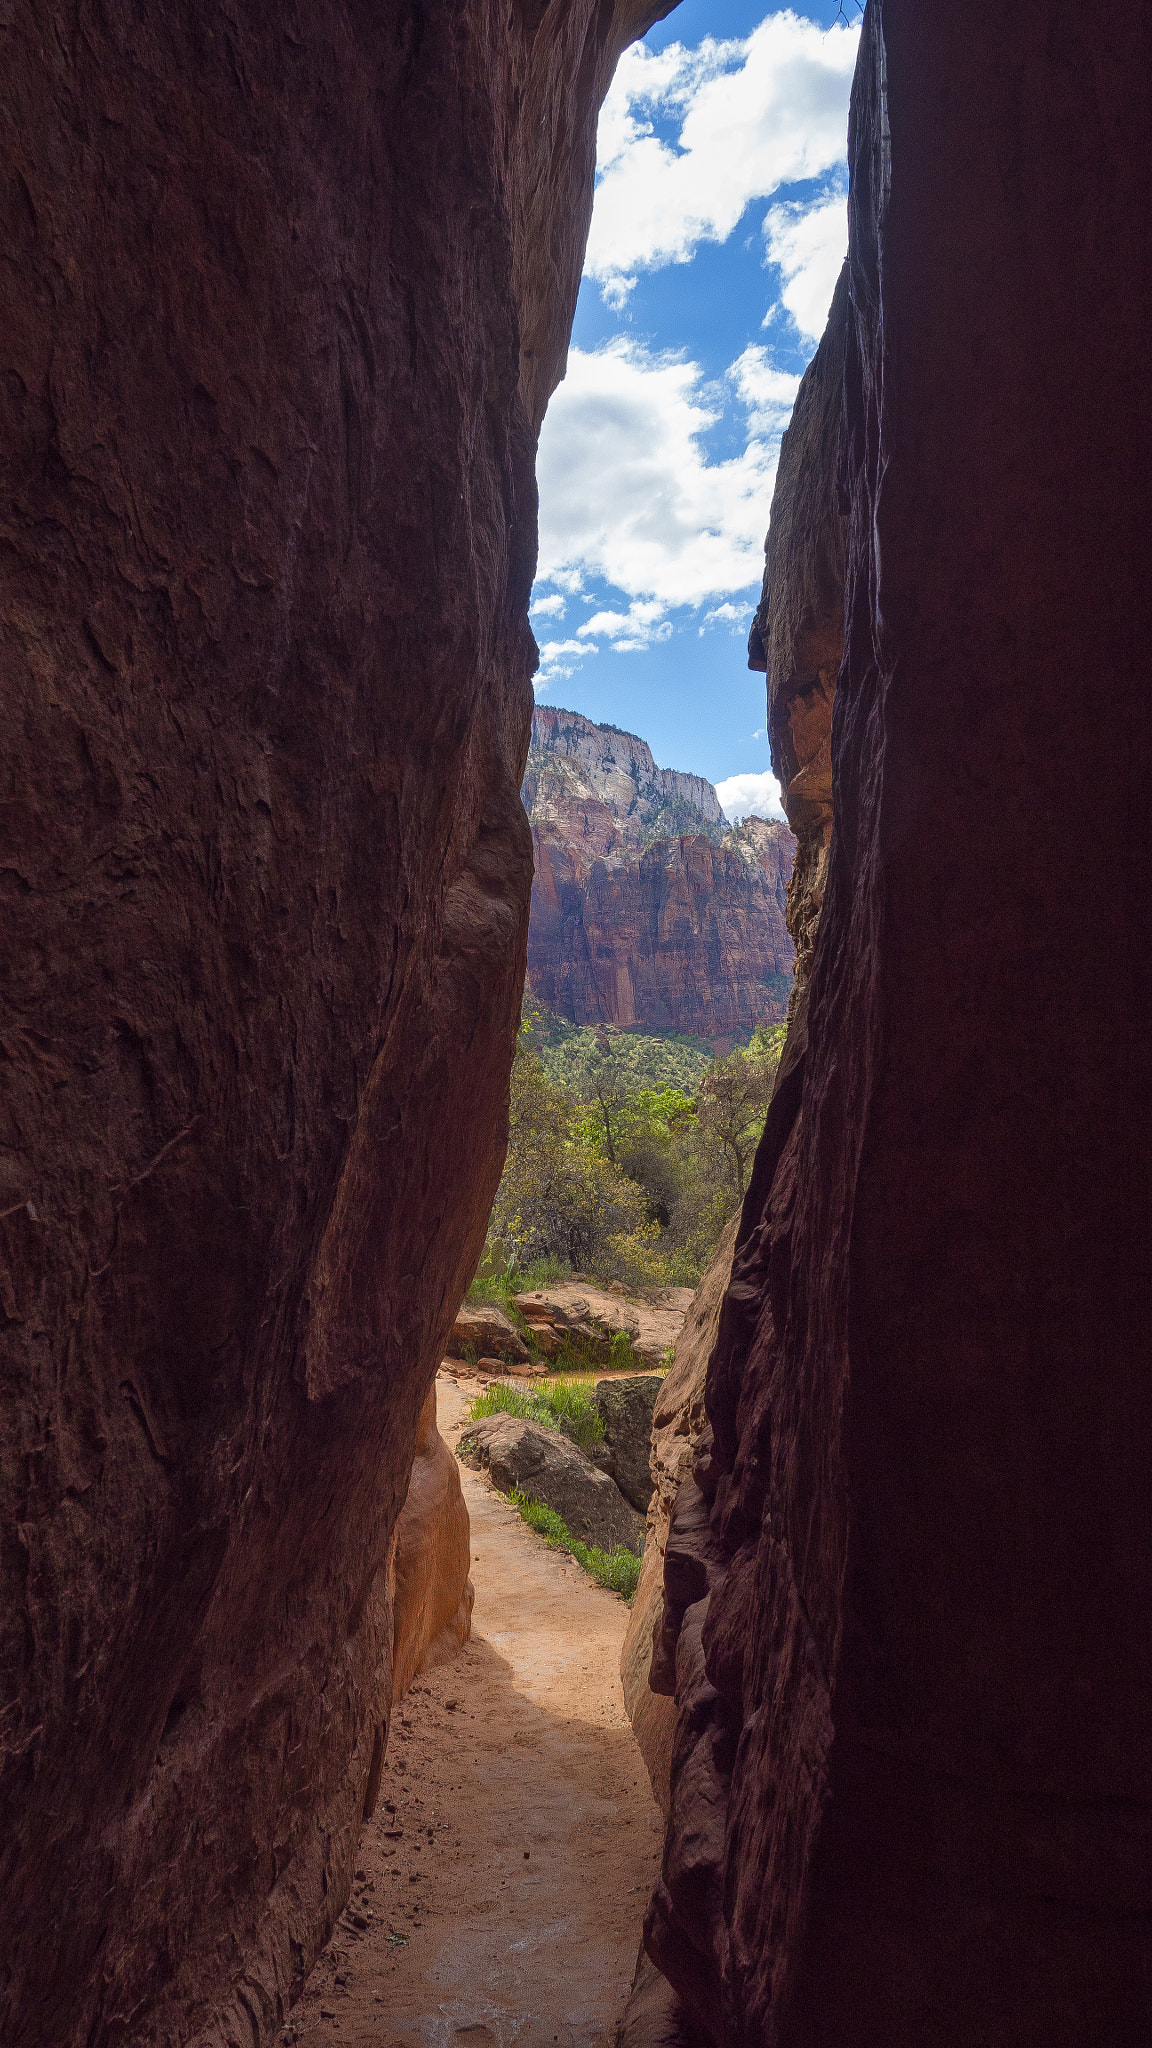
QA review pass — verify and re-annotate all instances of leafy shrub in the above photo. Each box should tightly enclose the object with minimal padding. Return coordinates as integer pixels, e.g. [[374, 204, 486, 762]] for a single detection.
[[508, 1488, 643, 1599], [468, 1252, 572, 1305], [477, 997, 789, 1297], [532, 1017, 715, 1099], [594, 1222, 701, 1292], [609, 1329, 634, 1370]]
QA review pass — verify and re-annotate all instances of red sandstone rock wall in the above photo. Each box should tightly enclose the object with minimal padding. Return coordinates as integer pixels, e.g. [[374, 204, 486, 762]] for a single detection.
[[0, 3, 669, 2041], [530, 823, 795, 1033], [525, 704, 795, 1032], [638, 4, 1152, 2044]]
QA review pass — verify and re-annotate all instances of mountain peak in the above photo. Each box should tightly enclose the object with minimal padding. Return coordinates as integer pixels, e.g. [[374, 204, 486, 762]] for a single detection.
[[524, 706, 796, 1035], [526, 705, 725, 851]]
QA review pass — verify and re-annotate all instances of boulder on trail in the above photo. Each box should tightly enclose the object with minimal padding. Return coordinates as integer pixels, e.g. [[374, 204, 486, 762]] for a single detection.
[[517, 1282, 690, 1366], [447, 1301, 529, 1363], [459, 1415, 643, 1554], [515, 1292, 616, 1362], [593, 1375, 662, 1512]]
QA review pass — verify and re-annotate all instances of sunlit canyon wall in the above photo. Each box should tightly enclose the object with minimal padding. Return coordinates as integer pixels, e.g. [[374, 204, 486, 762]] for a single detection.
[[0, 0, 673, 2040]]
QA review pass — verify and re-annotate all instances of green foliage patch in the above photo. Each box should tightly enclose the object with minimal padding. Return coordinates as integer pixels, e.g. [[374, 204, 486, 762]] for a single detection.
[[533, 1018, 716, 1099], [465, 1376, 604, 1451], [480, 1000, 788, 1292], [508, 1488, 643, 1599], [468, 1253, 571, 1305]]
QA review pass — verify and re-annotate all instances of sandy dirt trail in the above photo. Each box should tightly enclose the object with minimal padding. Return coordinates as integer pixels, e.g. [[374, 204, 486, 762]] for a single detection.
[[289, 1377, 661, 2048]]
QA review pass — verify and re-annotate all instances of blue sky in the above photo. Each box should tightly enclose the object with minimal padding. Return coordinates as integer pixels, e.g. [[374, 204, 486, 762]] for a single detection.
[[529, 2, 860, 817]]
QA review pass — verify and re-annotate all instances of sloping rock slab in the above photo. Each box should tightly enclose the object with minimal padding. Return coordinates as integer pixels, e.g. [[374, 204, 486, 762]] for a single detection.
[[614, 1947, 709, 2048], [518, 1283, 692, 1366], [516, 1292, 618, 1362], [594, 1375, 662, 1512], [391, 1383, 474, 1704], [448, 1301, 529, 1362], [460, 1415, 642, 1553]]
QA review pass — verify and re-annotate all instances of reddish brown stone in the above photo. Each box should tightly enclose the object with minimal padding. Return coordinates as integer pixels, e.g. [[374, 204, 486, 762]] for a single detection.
[[390, 1384, 473, 1706], [0, 0, 669, 2040], [525, 706, 795, 1033], [641, 5, 1152, 2044], [530, 825, 795, 1034]]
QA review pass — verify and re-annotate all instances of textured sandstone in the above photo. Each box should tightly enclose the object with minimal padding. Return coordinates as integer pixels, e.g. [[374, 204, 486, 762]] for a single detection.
[[530, 829, 795, 1033], [0, 1, 670, 2041], [447, 1301, 531, 1364], [525, 709, 795, 1031], [459, 1413, 643, 1553], [526, 706, 726, 848], [747, 264, 847, 1018], [518, 1280, 692, 1366], [592, 1374, 662, 1512], [640, 6, 1152, 2044], [390, 1383, 474, 1704], [619, 1215, 737, 1814]]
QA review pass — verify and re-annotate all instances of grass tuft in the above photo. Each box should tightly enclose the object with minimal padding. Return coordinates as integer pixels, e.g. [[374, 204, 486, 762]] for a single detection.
[[467, 1255, 572, 1310], [465, 1377, 604, 1450], [508, 1488, 643, 1600]]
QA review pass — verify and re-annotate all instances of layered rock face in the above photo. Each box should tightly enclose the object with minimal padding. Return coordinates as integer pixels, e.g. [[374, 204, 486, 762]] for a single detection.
[[642, 5, 1152, 2044], [526, 709, 795, 1031], [0, 3, 669, 2042], [526, 705, 726, 846]]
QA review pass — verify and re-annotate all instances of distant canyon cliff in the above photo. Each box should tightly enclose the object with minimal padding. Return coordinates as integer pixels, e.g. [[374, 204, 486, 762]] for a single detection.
[[524, 707, 795, 1035]]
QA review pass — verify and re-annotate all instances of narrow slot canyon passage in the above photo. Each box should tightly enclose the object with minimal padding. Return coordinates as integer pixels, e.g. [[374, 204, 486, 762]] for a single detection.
[[6, 5, 1151, 2044], [291, 1377, 662, 2048]]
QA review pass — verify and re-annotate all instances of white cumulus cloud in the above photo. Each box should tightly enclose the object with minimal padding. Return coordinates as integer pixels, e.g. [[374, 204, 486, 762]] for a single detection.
[[763, 186, 848, 342], [532, 635, 598, 691], [715, 769, 786, 822], [586, 11, 858, 301], [728, 347, 802, 439], [536, 340, 783, 606], [577, 599, 672, 652], [530, 592, 566, 619]]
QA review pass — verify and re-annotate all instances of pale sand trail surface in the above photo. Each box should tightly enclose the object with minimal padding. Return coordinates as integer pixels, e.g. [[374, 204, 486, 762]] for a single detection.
[[289, 1376, 661, 2048]]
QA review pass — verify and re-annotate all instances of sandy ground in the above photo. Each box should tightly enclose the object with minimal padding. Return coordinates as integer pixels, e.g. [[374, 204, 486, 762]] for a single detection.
[[288, 1377, 662, 2048]]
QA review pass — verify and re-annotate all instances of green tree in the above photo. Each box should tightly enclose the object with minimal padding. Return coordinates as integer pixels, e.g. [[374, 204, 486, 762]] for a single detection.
[[489, 1029, 648, 1271], [696, 1046, 774, 1196]]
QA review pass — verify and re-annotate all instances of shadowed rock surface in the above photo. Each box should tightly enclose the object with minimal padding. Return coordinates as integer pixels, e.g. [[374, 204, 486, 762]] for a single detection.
[[0, 0, 671, 2040], [619, 1215, 737, 1817], [447, 1301, 531, 1365], [390, 1383, 474, 1705], [634, 5, 1152, 2044], [592, 1374, 661, 1511]]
